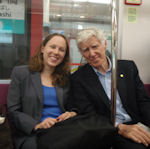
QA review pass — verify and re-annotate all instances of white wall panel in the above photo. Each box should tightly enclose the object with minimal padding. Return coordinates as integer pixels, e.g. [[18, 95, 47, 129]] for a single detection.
[[119, 0, 150, 83]]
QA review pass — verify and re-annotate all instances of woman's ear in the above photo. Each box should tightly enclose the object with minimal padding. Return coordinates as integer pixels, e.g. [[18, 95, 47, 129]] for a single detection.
[[41, 47, 44, 53]]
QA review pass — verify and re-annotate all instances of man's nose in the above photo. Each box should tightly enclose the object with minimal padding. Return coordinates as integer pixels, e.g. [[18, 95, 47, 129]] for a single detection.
[[89, 49, 95, 57]]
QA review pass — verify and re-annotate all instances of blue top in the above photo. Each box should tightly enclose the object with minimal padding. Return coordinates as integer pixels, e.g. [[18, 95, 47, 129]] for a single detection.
[[93, 57, 132, 126], [40, 85, 62, 122]]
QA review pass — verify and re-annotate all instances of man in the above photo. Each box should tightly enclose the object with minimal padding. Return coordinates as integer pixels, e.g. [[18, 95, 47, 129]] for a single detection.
[[71, 27, 150, 149]]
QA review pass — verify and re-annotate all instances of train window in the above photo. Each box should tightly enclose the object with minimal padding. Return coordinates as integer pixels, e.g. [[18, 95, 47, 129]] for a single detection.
[[0, 0, 30, 79], [0, 0, 112, 80], [43, 0, 112, 73]]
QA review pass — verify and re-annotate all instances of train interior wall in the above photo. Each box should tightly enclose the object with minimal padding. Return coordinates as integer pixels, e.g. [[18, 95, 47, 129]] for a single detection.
[[119, 0, 150, 84]]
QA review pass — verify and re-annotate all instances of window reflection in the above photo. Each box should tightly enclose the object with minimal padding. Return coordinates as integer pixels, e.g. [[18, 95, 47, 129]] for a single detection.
[[0, 0, 112, 79], [0, 0, 30, 79], [43, 0, 112, 72]]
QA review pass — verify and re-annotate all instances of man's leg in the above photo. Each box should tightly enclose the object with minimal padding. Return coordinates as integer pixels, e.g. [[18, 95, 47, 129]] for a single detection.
[[113, 134, 150, 149]]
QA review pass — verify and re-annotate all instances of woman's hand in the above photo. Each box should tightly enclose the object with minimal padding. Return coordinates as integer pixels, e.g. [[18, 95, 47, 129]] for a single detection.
[[34, 117, 57, 130], [34, 112, 77, 130], [56, 111, 77, 122], [118, 123, 150, 147]]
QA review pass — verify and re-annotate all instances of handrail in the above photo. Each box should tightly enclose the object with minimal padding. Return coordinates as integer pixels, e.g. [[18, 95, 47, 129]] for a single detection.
[[111, 0, 118, 127]]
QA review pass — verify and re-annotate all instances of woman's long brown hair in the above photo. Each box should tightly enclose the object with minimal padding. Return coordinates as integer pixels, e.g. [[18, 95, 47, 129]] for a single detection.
[[29, 33, 70, 87]]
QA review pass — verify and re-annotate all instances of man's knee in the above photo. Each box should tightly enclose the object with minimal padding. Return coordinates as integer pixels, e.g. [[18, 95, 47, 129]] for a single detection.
[[113, 135, 148, 149]]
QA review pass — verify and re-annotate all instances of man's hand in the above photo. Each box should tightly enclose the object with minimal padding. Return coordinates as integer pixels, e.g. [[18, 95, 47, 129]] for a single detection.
[[34, 117, 57, 130], [118, 123, 150, 147], [56, 111, 77, 122]]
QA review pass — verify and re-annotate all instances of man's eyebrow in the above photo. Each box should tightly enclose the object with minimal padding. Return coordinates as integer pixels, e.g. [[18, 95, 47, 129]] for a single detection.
[[81, 47, 89, 51]]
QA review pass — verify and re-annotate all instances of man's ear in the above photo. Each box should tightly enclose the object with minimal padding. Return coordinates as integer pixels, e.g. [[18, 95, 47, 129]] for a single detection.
[[105, 40, 107, 48]]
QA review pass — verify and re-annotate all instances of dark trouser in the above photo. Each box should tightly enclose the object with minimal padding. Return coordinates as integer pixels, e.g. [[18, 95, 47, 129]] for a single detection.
[[37, 113, 117, 149], [21, 135, 37, 149], [113, 134, 150, 149]]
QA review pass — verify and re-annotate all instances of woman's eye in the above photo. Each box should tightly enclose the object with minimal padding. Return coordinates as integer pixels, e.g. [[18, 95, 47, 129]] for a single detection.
[[59, 48, 65, 52], [50, 45, 56, 49]]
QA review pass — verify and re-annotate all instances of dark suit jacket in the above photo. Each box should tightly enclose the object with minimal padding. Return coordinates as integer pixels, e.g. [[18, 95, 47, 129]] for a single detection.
[[71, 60, 150, 127], [7, 65, 70, 149]]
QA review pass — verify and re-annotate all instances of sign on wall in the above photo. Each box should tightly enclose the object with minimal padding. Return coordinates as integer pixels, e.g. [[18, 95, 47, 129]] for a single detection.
[[0, 0, 25, 34]]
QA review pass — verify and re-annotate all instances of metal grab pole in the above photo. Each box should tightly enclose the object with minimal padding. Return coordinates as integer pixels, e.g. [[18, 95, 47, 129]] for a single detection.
[[111, 0, 118, 127]]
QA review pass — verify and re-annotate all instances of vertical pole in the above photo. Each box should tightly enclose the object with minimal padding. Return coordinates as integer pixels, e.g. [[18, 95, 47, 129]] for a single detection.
[[111, 0, 118, 127]]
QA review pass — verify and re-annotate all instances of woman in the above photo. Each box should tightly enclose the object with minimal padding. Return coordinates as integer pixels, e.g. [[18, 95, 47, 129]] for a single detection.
[[7, 33, 76, 149]]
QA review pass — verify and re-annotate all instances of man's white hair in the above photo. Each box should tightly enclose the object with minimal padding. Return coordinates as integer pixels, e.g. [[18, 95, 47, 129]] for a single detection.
[[76, 27, 106, 48]]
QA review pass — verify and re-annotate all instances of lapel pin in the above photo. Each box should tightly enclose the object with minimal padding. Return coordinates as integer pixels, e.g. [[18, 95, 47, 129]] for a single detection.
[[120, 74, 124, 78]]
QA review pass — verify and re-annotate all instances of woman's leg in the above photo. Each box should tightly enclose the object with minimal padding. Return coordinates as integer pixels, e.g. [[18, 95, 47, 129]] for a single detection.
[[21, 135, 37, 149]]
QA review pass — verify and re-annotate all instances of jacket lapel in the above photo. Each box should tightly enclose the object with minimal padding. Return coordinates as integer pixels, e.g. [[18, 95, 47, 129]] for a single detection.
[[56, 85, 65, 112], [31, 72, 43, 105], [117, 65, 128, 108], [31, 72, 65, 112], [85, 63, 129, 111], [86, 64, 110, 109]]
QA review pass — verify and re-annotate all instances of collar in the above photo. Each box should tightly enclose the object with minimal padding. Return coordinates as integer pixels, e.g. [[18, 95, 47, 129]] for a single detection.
[[92, 56, 112, 76]]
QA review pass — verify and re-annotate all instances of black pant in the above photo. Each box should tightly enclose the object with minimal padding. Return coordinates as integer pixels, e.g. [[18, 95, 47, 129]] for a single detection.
[[113, 134, 150, 149], [37, 113, 117, 149], [21, 135, 37, 149]]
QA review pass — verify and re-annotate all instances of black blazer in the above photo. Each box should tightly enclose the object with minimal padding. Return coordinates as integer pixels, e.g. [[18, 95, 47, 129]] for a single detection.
[[71, 60, 150, 126], [7, 65, 70, 148]]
